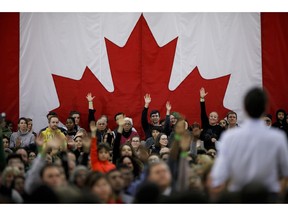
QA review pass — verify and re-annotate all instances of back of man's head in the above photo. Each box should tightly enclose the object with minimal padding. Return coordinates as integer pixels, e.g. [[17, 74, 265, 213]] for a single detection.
[[244, 87, 268, 119]]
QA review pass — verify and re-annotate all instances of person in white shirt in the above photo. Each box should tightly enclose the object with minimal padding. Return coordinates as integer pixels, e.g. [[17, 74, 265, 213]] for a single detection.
[[210, 87, 288, 202]]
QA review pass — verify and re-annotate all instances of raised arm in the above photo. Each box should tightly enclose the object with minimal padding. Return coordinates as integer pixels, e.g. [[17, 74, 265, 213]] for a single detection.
[[141, 94, 151, 138], [163, 101, 172, 136], [89, 121, 99, 171], [200, 87, 209, 128], [87, 93, 96, 124], [112, 116, 125, 164]]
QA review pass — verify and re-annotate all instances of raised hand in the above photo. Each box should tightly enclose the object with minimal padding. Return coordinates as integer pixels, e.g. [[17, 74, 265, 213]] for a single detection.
[[90, 121, 97, 132], [86, 92, 95, 102], [116, 115, 125, 127], [166, 101, 171, 111], [200, 87, 208, 98], [144, 93, 151, 108]]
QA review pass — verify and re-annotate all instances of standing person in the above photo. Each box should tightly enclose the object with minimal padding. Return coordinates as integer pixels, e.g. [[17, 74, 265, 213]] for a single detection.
[[141, 94, 171, 140], [26, 118, 37, 138], [210, 87, 288, 203], [199, 87, 224, 150], [9, 117, 35, 151], [226, 111, 238, 129]]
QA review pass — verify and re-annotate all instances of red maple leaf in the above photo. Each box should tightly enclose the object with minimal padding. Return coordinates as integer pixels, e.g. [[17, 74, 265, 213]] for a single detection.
[[52, 15, 230, 139]]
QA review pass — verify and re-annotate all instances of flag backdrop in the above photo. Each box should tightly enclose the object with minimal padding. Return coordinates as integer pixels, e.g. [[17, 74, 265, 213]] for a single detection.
[[0, 12, 288, 138]]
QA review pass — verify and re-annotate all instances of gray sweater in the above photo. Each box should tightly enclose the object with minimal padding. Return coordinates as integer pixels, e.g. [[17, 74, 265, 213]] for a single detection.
[[9, 130, 35, 149]]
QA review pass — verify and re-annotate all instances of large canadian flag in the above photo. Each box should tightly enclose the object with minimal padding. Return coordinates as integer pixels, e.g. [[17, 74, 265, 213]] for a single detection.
[[0, 13, 288, 138]]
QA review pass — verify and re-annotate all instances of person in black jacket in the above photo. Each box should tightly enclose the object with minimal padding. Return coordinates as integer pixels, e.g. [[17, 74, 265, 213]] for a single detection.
[[199, 87, 224, 150], [141, 93, 171, 140]]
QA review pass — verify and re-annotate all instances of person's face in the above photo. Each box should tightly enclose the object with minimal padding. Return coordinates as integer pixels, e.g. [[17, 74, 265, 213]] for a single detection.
[[121, 145, 132, 157], [49, 117, 59, 130], [92, 178, 112, 203], [192, 126, 201, 138], [148, 163, 172, 190], [75, 137, 83, 149], [161, 154, 169, 163], [263, 117, 272, 127], [131, 137, 140, 149], [42, 167, 62, 188], [75, 170, 87, 188], [66, 119, 75, 131], [97, 120, 107, 131], [107, 171, 125, 193], [123, 120, 132, 132], [72, 114, 80, 125], [28, 152, 36, 164], [14, 177, 25, 194], [18, 119, 28, 132], [5, 173, 15, 188], [227, 114, 237, 125], [219, 120, 227, 128], [8, 159, 25, 176], [150, 113, 160, 125], [3, 138, 9, 148], [148, 155, 160, 164], [98, 148, 110, 161], [278, 112, 285, 121], [209, 112, 218, 125], [45, 154, 53, 164], [159, 135, 168, 147], [137, 149, 149, 163], [27, 120, 33, 131], [8, 123, 13, 131], [170, 115, 177, 125], [122, 157, 133, 170], [152, 130, 160, 140], [120, 168, 134, 187], [16, 149, 28, 163]]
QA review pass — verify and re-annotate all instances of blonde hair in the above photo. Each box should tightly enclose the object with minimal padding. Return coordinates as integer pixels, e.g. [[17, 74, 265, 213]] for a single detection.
[[1, 166, 21, 186]]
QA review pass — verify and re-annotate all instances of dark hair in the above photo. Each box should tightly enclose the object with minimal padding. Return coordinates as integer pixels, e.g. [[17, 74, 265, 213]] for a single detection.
[[117, 156, 143, 179], [69, 111, 80, 117], [26, 118, 32, 122], [46, 111, 57, 119], [3, 135, 10, 142], [84, 171, 107, 189], [244, 87, 268, 118], [98, 142, 111, 153], [150, 110, 160, 117], [119, 142, 138, 158], [114, 112, 125, 121], [151, 125, 163, 133], [6, 153, 24, 164], [264, 114, 272, 121], [154, 133, 168, 148], [18, 117, 28, 125], [226, 111, 237, 119], [66, 117, 76, 125]]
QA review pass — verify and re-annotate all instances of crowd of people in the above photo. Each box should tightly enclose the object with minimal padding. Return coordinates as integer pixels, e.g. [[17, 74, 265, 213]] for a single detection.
[[0, 87, 288, 204]]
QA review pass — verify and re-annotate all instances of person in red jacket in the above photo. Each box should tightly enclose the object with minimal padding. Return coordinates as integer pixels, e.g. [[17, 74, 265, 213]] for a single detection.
[[90, 121, 115, 173]]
